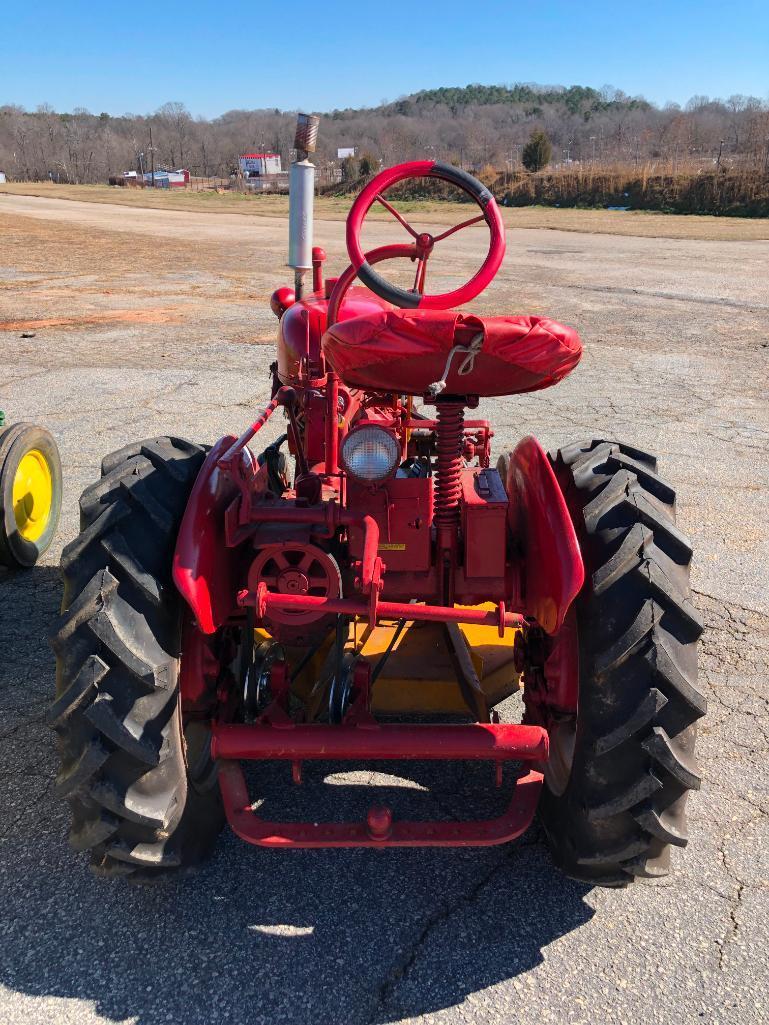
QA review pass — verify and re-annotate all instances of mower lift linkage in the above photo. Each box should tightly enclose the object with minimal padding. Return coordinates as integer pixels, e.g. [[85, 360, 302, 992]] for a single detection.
[[239, 583, 525, 634]]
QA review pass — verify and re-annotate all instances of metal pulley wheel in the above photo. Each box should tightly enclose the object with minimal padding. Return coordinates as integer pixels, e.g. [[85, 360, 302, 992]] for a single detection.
[[243, 640, 285, 721], [328, 652, 357, 725]]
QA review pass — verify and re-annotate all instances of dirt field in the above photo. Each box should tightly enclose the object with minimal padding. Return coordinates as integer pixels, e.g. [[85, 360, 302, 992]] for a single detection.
[[4, 179, 769, 240], [1, 193, 768, 1025]]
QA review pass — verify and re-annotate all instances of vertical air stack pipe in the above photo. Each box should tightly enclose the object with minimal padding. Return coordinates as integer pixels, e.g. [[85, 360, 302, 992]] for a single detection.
[[288, 114, 320, 300]]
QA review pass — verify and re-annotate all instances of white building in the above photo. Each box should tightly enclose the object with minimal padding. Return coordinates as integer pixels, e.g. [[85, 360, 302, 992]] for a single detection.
[[239, 153, 282, 177], [142, 168, 189, 188]]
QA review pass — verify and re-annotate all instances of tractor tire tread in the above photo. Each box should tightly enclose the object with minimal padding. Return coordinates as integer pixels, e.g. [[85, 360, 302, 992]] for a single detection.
[[537, 438, 705, 884], [48, 653, 110, 728], [50, 436, 224, 877], [593, 687, 668, 755], [585, 773, 663, 821]]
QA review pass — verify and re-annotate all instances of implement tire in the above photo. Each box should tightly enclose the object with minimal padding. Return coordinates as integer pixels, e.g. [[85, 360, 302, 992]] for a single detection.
[[533, 439, 705, 885], [49, 436, 224, 878], [0, 423, 62, 568]]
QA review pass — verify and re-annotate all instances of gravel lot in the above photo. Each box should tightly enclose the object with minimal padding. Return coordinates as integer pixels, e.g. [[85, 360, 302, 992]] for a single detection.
[[1, 193, 768, 1025]]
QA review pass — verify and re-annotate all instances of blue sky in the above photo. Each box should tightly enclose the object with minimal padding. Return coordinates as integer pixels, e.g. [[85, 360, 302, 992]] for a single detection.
[[2, 0, 767, 117]]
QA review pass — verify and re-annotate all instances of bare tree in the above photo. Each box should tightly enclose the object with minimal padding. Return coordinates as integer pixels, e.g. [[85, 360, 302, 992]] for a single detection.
[[156, 101, 192, 168]]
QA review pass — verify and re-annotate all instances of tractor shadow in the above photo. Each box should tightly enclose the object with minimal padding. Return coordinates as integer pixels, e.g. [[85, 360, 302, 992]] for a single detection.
[[0, 564, 596, 1025]]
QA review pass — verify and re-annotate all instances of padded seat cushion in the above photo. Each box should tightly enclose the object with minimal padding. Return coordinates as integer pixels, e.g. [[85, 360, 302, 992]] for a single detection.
[[321, 308, 582, 397]]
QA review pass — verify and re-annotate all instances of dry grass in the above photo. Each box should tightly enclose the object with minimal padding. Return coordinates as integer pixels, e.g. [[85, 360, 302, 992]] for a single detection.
[[0, 208, 198, 275], [2, 180, 769, 241], [0, 210, 244, 321], [499, 161, 769, 219]]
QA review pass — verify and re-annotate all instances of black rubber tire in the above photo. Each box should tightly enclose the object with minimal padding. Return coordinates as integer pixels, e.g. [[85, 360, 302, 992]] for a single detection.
[[49, 436, 225, 879], [0, 423, 63, 569], [535, 439, 705, 885]]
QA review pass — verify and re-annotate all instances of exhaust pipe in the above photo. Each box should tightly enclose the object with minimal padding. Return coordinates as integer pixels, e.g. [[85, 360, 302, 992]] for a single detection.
[[288, 113, 320, 299]]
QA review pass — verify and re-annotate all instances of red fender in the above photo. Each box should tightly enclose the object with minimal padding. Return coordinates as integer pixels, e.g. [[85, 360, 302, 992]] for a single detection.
[[173, 436, 255, 634], [505, 436, 584, 635]]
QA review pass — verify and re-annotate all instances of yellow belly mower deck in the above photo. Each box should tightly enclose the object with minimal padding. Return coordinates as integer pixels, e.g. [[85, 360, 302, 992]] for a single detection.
[[281, 605, 521, 718]]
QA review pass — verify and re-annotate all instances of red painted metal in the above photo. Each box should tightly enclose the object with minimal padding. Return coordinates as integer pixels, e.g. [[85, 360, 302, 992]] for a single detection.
[[504, 436, 585, 635], [247, 542, 342, 644], [217, 759, 543, 848], [212, 721, 548, 762], [326, 243, 414, 327], [345, 161, 506, 310], [544, 604, 580, 713], [367, 806, 393, 841], [324, 369, 339, 476], [247, 503, 381, 595], [173, 436, 252, 634], [311, 246, 326, 293], [276, 287, 389, 388], [179, 616, 219, 709], [270, 286, 295, 319], [243, 585, 523, 633], [347, 474, 434, 575], [218, 391, 285, 472], [324, 243, 420, 477], [461, 468, 509, 580]]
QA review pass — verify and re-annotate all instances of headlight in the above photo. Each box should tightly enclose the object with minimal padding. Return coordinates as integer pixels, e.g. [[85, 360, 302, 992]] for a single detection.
[[341, 425, 400, 482]]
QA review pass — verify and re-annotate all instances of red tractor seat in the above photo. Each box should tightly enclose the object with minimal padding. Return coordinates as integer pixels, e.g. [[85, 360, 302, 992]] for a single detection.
[[322, 309, 582, 398]]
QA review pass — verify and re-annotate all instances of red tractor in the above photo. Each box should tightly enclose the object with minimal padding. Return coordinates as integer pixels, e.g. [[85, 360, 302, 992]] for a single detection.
[[50, 118, 704, 885]]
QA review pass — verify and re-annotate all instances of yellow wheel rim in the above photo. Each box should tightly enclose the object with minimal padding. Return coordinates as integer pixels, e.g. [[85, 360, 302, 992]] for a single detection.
[[12, 448, 53, 543]]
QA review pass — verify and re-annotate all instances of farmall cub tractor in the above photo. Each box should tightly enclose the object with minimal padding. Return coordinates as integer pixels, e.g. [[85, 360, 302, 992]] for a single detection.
[[51, 116, 704, 884]]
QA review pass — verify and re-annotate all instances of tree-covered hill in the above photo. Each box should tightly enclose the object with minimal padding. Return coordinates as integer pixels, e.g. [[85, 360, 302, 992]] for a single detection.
[[1, 82, 766, 186]]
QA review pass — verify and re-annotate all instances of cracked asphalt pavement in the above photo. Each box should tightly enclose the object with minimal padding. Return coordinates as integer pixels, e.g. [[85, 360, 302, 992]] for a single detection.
[[0, 194, 767, 1024]]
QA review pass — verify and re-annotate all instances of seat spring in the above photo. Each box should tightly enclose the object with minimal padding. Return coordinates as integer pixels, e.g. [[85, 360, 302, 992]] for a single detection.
[[434, 403, 465, 526]]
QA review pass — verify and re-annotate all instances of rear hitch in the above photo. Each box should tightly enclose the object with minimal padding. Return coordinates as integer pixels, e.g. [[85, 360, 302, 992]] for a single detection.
[[211, 720, 547, 849]]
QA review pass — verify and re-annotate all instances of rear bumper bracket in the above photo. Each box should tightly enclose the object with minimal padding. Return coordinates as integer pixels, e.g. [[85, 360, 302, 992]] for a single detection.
[[213, 721, 546, 849]]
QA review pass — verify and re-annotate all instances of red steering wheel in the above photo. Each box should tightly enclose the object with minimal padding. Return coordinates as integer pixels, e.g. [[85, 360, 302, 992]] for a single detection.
[[327, 243, 421, 326], [346, 160, 506, 310]]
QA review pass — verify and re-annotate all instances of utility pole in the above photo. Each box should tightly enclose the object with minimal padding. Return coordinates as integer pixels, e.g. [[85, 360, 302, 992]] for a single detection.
[[149, 124, 155, 188], [716, 139, 724, 169]]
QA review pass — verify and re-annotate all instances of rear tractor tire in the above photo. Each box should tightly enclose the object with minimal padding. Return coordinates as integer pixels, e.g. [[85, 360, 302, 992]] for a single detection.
[[49, 436, 225, 878], [520, 440, 705, 884]]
